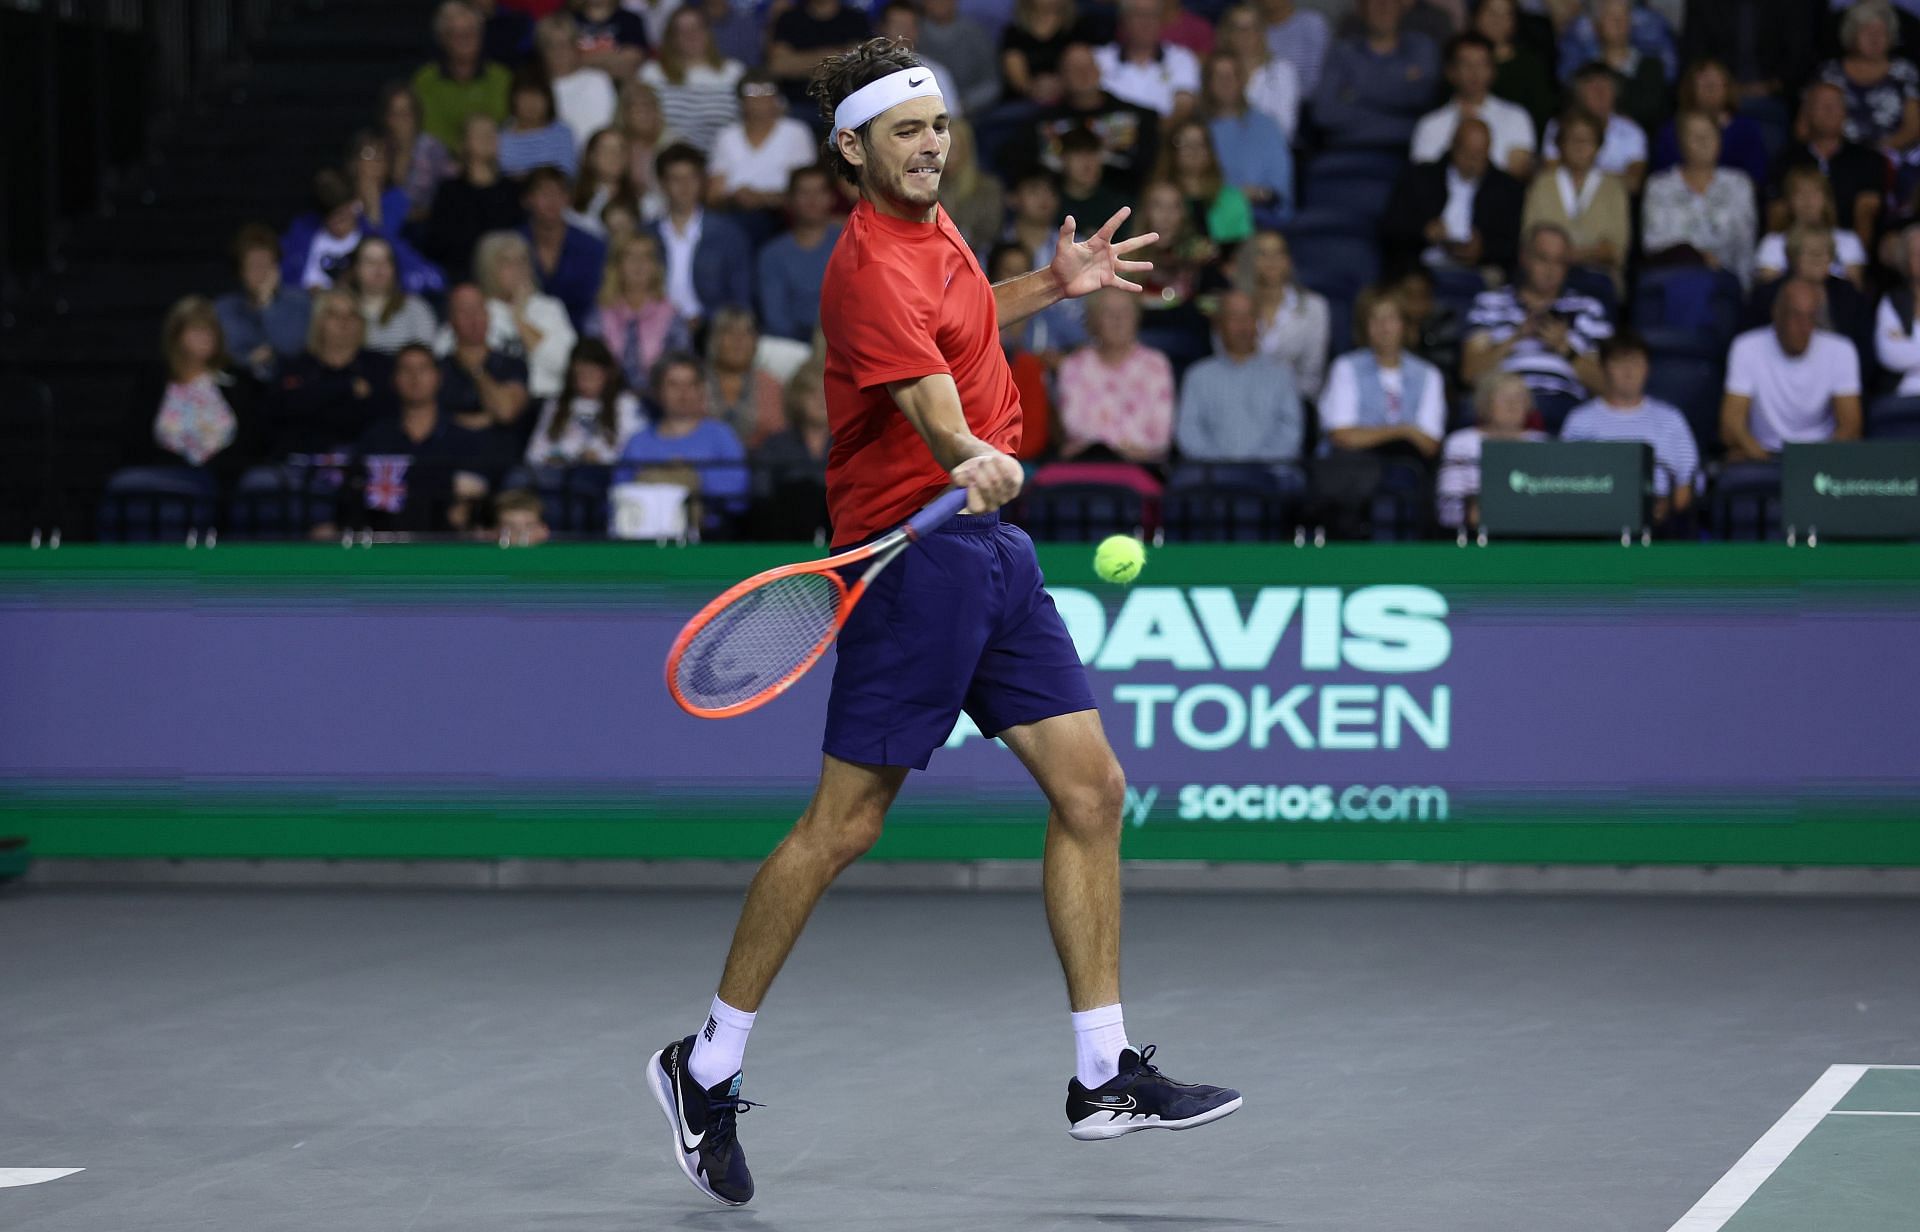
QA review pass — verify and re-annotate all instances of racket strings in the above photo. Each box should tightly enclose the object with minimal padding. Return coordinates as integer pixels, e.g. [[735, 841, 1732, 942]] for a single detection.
[[673, 571, 847, 712]]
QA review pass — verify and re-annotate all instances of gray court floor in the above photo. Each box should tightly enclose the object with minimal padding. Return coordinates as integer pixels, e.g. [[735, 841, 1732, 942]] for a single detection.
[[3, 887, 1918, 1231]]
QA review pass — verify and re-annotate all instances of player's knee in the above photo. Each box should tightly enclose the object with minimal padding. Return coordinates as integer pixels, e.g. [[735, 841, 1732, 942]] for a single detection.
[[1053, 762, 1127, 843], [800, 801, 887, 871]]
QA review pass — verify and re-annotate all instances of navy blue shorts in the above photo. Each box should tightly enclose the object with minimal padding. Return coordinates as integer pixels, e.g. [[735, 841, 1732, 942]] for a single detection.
[[823, 511, 1097, 770]]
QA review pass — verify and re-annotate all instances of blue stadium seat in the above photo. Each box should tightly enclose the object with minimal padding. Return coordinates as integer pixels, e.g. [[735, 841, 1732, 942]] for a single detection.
[[226, 464, 342, 539], [1645, 351, 1725, 453], [1016, 483, 1149, 542], [1307, 149, 1409, 183], [1302, 175, 1394, 221], [1713, 462, 1781, 540], [1287, 230, 1380, 309], [1163, 465, 1305, 541], [96, 465, 217, 542], [1869, 394, 1920, 439], [1632, 266, 1743, 347]]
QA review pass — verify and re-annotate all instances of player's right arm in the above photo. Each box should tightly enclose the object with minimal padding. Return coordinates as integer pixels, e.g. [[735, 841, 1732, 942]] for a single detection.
[[887, 373, 1024, 514]]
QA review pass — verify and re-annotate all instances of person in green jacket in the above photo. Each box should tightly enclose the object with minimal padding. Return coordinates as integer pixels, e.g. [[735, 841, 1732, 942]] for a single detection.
[[1152, 117, 1253, 246], [413, 1, 514, 153]]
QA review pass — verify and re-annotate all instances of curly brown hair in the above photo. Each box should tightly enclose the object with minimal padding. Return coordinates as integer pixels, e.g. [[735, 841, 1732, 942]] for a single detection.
[[807, 37, 923, 186]]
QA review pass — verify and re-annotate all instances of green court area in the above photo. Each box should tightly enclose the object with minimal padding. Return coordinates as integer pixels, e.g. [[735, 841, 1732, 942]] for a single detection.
[[1671, 1066, 1920, 1231]]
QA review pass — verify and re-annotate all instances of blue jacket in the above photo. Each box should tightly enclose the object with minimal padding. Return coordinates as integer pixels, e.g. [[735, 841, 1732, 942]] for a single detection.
[[281, 188, 444, 295], [648, 211, 754, 320], [521, 223, 609, 332]]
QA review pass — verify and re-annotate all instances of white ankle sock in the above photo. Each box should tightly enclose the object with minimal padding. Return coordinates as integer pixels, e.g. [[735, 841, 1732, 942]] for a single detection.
[[1071, 1003, 1130, 1088], [687, 995, 755, 1090]]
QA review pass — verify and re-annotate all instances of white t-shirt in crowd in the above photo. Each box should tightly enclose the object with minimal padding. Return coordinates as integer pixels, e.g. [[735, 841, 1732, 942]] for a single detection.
[[1724, 326, 1861, 452], [1093, 42, 1201, 117], [1753, 229, 1869, 280], [1409, 97, 1538, 170], [1542, 113, 1648, 178], [708, 116, 819, 196], [553, 68, 618, 151], [1317, 351, 1448, 441]]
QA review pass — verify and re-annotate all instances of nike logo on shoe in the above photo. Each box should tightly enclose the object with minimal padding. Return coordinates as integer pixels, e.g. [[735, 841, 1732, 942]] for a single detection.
[[672, 1059, 705, 1151], [1094, 1095, 1137, 1110]]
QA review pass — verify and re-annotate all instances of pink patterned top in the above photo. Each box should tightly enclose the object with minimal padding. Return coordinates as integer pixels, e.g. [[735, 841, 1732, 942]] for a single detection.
[[1056, 343, 1176, 460]]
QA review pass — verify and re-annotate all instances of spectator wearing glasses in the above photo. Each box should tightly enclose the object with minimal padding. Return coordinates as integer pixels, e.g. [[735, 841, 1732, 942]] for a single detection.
[[1720, 277, 1863, 463], [707, 70, 820, 217], [413, 1, 513, 153]]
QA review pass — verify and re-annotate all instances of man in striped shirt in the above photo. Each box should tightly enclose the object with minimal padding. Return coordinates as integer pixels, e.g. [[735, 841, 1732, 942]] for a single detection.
[[1561, 330, 1699, 522], [1462, 221, 1612, 430]]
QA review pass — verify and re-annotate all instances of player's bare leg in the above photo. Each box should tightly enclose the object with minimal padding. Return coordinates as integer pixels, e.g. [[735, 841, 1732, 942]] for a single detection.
[[715, 753, 909, 1010], [1000, 707, 1242, 1139], [998, 709, 1124, 1010], [648, 754, 907, 1205]]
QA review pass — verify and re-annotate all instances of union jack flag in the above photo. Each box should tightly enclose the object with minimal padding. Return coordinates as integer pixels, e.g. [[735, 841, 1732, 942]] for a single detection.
[[364, 454, 411, 513]]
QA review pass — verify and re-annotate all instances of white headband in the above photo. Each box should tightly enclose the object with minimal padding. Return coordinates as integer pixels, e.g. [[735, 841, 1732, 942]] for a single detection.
[[832, 67, 944, 141]]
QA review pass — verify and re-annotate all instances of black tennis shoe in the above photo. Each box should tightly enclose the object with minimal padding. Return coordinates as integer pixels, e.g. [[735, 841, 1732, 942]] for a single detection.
[[1065, 1044, 1243, 1140], [646, 1036, 757, 1205]]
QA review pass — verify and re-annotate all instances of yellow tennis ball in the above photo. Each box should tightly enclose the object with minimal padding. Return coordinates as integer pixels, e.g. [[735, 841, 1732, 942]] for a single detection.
[[1093, 534, 1145, 584]]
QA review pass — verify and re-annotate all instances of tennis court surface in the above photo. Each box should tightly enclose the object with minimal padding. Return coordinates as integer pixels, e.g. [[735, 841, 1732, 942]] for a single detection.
[[4, 888, 1918, 1232]]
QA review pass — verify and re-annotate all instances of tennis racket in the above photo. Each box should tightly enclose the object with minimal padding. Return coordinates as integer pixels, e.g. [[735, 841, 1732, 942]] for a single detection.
[[665, 487, 972, 718]]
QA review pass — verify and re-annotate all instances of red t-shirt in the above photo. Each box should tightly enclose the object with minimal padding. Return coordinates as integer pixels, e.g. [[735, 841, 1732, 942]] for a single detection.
[[819, 199, 1022, 547]]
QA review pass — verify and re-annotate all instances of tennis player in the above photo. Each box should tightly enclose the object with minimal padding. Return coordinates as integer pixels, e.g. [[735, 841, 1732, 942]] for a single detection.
[[648, 39, 1241, 1206]]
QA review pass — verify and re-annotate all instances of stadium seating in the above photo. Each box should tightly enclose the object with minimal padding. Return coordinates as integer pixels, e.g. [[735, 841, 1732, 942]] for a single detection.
[[96, 466, 219, 542]]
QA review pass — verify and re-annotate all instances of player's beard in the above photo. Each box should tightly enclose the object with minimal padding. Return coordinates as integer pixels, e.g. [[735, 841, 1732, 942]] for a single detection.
[[874, 159, 943, 216]]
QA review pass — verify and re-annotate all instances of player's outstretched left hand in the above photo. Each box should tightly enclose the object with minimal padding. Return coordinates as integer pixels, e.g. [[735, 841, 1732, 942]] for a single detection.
[[1049, 207, 1159, 299]]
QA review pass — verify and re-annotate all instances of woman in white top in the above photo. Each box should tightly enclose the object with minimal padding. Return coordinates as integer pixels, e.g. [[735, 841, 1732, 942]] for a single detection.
[[638, 6, 745, 154], [454, 230, 578, 399], [525, 338, 645, 467], [1875, 223, 1920, 394], [1318, 288, 1447, 457], [1756, 165, 1869, 288], [706, 69, 819, 213], [1436, 371, 1548, 530], [1234, 230, 1328, 398], [1215, 3, 1299, 140], [347, 236, 438, 354], [536, 13, 617, 151], [1641, 110, 1758, 288]]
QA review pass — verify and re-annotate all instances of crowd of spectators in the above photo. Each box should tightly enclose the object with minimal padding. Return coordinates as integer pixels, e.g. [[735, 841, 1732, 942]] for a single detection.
[[118, 0, 1920, 541]]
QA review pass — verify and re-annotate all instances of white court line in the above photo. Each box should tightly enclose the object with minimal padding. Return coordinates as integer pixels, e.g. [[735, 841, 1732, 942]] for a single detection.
[[1829, 1110, 1920, 1117], [0, 1169, 84, 1189], [1664, 1064, 1869, 1232]]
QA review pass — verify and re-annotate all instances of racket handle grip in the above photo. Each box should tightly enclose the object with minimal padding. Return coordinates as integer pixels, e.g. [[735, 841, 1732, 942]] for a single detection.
[[904, 487, 971, 540]]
